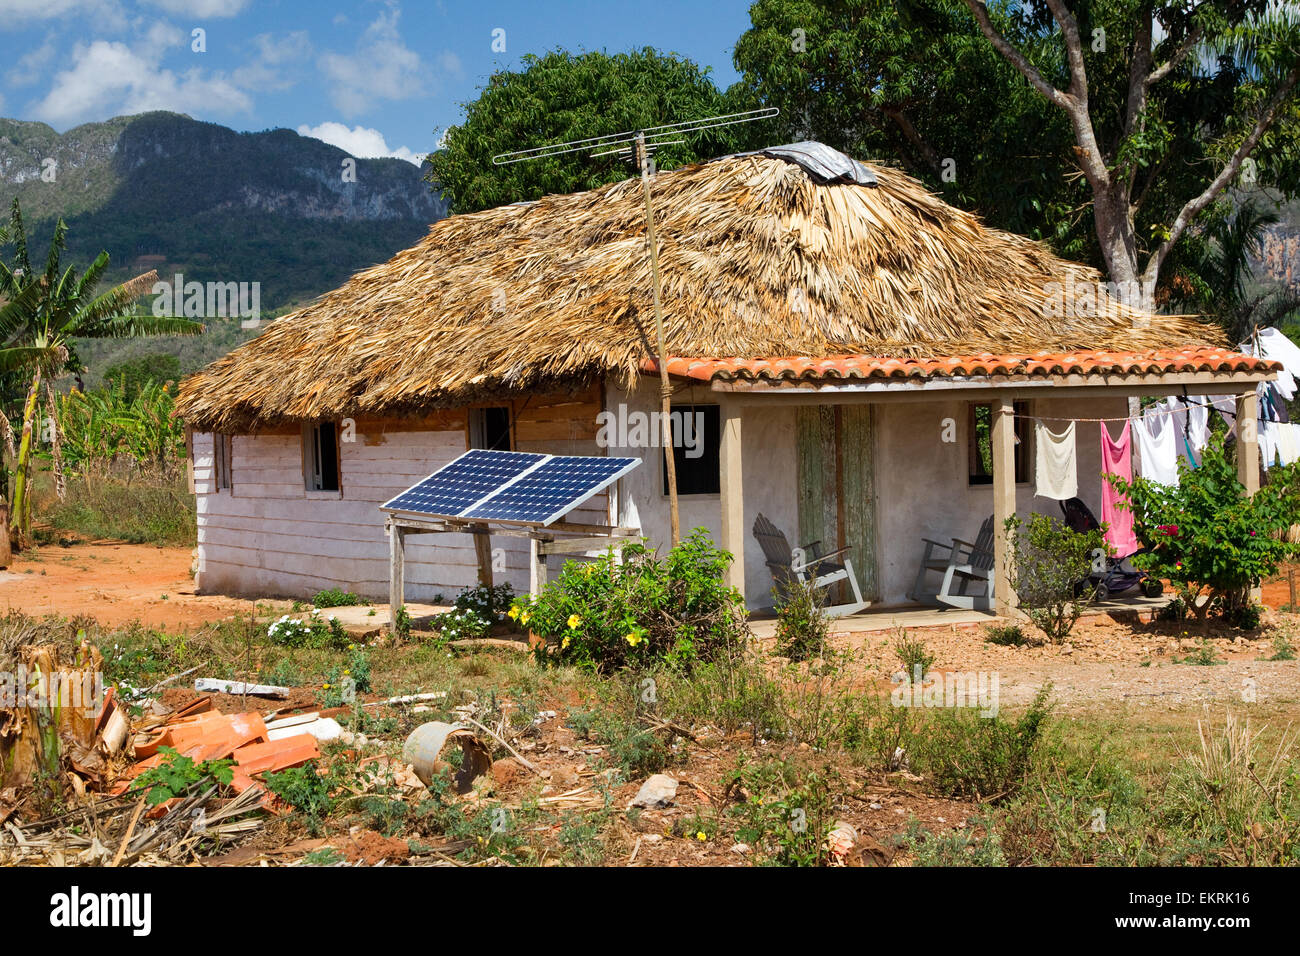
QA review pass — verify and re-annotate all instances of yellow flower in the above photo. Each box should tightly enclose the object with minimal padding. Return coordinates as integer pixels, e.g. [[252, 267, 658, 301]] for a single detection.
[[696, 831, 707, 841], [521, 611, 531, 625], [561, 635, 571, 650], [508, 606, 520, 621], [567, 614, 581, 630], [322, 683, 331, 690], [625, 632, 641, 647], [342, 669, 350, 676]]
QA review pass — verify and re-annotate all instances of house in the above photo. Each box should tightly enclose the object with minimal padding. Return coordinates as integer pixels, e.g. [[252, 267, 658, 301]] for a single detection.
[[175, 143, 1277, 616]]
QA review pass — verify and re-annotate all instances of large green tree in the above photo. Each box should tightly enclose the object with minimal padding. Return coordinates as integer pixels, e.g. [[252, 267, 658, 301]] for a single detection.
[[732, 0, 1300, 301], [960, 0, 1300, 301], [427, 48, 768, 213]]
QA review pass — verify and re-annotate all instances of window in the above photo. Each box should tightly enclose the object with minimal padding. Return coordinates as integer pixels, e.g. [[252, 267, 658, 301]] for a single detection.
[[213, 433, 233, 491], [968, 401, 1029, 485], [661, 404, 720, 496], [304, 421, 341, 492], [469, 406, 512, 450]]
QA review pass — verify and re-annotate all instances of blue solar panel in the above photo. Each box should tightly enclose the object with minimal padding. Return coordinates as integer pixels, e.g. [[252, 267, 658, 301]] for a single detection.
[[381, 449, 545, 518], [463, 455, 640, 525]]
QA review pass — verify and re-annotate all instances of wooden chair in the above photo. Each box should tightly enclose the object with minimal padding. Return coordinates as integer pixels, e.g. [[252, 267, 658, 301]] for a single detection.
[[910, 515, 996, 610], [751, 513, 868, 617], [937, 515, 996, 611]]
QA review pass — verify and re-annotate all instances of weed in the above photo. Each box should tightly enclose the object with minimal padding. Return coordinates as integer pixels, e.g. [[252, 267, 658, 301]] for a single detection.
[[313, 588, 366, 608], [983, 623, 1031, 646], [772, 576, 829, 662], [133, 747, 234, 805], [892, 630, 935, 679]]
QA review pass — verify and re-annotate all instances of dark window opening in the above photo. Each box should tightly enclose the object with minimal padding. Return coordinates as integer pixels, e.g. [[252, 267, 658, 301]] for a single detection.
[[469, 406, 512, 450], [661, 404, 721, 496], [968, 402, 1029, 485], [305, 422, 341, 492], [214, 433, 233, 491]]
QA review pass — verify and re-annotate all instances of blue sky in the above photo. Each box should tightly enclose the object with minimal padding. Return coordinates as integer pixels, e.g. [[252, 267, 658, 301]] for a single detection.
[[0, 0, 755, 163]]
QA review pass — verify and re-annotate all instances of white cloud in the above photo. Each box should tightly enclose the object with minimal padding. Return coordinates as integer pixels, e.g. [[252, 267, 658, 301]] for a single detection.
[[0, 0, 123, 28], [140, 0, 251, 16], [297, 121, 425, 164], [319, 8, 428, 116], [7, 36, 56, 87], [239, 31, 312, 91], [31, 39, 252, 127]]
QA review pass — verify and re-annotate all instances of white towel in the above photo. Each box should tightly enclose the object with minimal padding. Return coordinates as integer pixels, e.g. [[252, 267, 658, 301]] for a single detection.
[[1136, 412, 1178, 486], [1186, 401, 1209, 463], [1278, 423, 1300, 466], [1260, 420, 1279, 470], [1034, 421, 1077, 500]]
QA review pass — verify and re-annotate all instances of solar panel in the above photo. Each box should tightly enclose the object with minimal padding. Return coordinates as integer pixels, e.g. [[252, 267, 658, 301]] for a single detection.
[[381, 449, 545, 518], [462, 455, 640, 525], [380, 449, 640, 527]]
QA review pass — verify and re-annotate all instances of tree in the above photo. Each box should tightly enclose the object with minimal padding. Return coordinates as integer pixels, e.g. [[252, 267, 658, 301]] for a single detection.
[[731, 0, 1082, 248], [1172, 198, 1300, 343], [961, 0, 1300, 302], [426, 48, 764, 213], [0, 200, 200, 543]]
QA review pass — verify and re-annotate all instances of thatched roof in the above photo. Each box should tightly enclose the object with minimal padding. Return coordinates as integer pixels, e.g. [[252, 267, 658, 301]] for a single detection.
[[177, 144, 1221, 431]]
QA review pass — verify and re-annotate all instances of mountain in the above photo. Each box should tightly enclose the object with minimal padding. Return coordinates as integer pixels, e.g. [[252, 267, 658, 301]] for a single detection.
[[0, 111, 448, 382], [1259, 200, 1300, 292]]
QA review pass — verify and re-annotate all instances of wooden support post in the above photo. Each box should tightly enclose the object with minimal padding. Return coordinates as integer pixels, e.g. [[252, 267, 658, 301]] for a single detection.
[[1236, 390, 1260, 494], [529, 536, 548, 597], [719, 403, 745, 594], [473, 524, 494, 588], [1237, 390, 1262, 601], [388, 523, 405, 632], [991, 397, 1018, 617]]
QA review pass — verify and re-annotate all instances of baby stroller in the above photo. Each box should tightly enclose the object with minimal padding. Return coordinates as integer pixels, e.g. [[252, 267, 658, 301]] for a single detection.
[[1058, 498, 1161, 601]]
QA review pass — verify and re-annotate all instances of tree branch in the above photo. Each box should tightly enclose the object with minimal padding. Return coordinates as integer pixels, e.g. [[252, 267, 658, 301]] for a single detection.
[[1144, 65, 1300, 284], [960, 0, 1073, 110], [1043, 0, 1089, 102], [882, 106, 942, 175]]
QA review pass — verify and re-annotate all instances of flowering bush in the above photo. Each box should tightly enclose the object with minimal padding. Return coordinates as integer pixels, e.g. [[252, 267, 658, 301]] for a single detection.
[[511, 529, 747, 672], [266, 612, 350, 649], [430, 583, 515, 642], [1109, 433, 1300, 623]]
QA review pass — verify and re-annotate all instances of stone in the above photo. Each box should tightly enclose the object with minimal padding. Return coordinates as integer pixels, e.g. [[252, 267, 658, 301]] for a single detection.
[[629, 773, 678, 809]]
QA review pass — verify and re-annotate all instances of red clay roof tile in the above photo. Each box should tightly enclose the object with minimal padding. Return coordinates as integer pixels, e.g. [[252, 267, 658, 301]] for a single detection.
[[641, 348, 1277, 384]]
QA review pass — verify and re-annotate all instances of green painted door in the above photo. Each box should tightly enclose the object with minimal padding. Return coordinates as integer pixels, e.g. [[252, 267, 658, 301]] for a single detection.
[[796, 405, 879, 602]]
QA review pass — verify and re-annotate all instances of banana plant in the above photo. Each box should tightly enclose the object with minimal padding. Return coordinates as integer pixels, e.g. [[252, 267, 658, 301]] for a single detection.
[[0, 199, 202, 544]]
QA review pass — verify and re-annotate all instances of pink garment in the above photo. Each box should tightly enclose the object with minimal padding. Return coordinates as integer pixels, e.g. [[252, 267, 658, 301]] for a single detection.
[[1100, 421, 1139, 557]]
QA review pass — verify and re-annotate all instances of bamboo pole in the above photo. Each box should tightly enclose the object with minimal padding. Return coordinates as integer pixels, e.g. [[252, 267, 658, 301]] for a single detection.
[[636, 132, 680, 545]]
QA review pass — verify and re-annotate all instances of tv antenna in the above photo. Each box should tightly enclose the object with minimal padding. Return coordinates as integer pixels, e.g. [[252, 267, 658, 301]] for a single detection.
[[492, 107, 778, 545]]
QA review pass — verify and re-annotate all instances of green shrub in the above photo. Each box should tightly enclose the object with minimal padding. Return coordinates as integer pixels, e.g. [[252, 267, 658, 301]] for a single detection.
[[263, 761, 337, 833], [1005, 512, 1104, 643], [312, 588, 365, 608], [727, 758, 839, 866], [772, 576, 829, 661], [514, 529, 747, 671], [909, 687, 1054, 801], [892, 630, 935, 680], [983, 623, 1031, 646], [134, 746, 234, 805], [266, 612, 351, 650], [1110, 433, 1300, 623]]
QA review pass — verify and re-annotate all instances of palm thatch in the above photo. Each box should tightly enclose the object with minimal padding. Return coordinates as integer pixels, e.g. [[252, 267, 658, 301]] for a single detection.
[[177, 148, 1220, 431]]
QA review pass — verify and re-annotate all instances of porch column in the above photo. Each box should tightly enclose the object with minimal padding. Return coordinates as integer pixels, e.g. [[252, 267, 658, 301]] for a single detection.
[[1236, 390, 1260, 494], [991, 397, 1018, 616], [719, 403, 745, 593], [388, 521, 405, 632], [1237, 389, 1261, 602]]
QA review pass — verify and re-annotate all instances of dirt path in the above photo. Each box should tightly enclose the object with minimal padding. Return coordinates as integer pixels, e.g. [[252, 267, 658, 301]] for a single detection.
[[0, 541, 264, 628]]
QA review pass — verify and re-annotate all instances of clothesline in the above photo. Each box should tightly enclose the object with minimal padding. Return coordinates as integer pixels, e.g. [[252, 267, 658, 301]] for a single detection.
[[1018, 398, 1290, 426]]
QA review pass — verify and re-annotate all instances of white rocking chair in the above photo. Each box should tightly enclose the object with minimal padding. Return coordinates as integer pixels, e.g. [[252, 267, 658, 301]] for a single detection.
[[752, 513, 869, 617], [911, 515, 996, 611]]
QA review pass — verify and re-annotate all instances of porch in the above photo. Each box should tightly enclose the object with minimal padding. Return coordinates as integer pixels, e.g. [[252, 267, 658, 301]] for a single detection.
[[694, 351, 1275, 619]]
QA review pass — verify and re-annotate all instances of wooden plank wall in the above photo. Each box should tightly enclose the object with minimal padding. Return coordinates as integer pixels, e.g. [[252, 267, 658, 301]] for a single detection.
[[194, 385, 609, 601]]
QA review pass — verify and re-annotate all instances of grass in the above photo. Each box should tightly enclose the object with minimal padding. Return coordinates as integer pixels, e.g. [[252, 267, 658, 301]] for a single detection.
[[6, 607, 1300, 867], [33, 471, 195, 547]]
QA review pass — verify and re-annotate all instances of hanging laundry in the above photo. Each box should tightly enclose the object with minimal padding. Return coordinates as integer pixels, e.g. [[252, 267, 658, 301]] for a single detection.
[[1260, 420, 1280, 470], [1277, 422, 1300, 466], [1136, 411, 1178, 486], [1034, 421, 1077, 500], [1100, 421, 1140, 558], [1255, 327, 1300, 400], [1186, 401, 1209, 464], [1208, 394, 1237, 436]]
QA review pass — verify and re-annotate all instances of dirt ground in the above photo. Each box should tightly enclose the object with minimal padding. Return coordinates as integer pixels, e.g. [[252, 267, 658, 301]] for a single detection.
[[0, 541, 272, 628]]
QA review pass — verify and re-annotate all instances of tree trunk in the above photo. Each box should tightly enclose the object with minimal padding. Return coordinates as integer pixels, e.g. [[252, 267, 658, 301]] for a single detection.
[[10, 368, 42, 545], [0, 501, 10, 568]]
